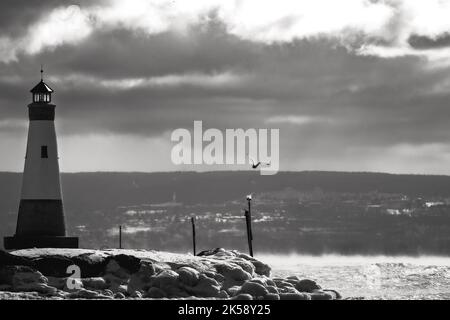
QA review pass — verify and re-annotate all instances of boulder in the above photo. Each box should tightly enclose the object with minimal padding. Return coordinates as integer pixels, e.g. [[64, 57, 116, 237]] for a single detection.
[[310, 290, 334, 300], [14, 283, 57, 295], [32, 256, 74, 277], [197, 248, 224, 256], [279, 292, 311, 300], [82, 277, 108, 290], [231, 293, 253, 300], [0, 265, 40, 285], [0, 250, 35, 268], [323, 289, 341, 300], [146, 287, 166, 298], [63, 278, 83, 292], [131, 290, 143, 298], [186, 274, 221, 297], [177, 267, 200, 287], [218, 290, 229, 299], [47, 276, 67, 290], [263, 293, 280, 300], [105, 254, 141, 274], [273, 279, 294, 288], [295, 279, 321, 293], [72, 253, 107, 277], [226, 285, 241, 297], [239, 281, 269, 297], [105, 260, 130, 279], [150, 270, 179, 290], [215, 263, 251, 282], [127, 261, 156, 294], [204, 270, 225, 283], [266, 285, 279, 294], [113, 292, 126, 299]]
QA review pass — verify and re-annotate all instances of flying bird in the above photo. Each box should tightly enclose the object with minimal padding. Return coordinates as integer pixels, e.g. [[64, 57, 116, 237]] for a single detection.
[[249, 158, 270, 169]]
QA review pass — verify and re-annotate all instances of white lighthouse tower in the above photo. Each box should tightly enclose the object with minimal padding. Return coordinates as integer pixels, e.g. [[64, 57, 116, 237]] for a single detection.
[[4, 69, 78, 249]]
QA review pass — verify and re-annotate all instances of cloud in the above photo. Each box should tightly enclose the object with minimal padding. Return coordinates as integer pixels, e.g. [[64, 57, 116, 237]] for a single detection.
[[265, 115, 331, 126], [2, 1, 450, 173], [2, 0, 450, 64]]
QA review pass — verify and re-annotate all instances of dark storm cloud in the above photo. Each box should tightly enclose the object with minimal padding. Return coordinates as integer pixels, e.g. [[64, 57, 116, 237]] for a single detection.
[[408, 34, 450, 50], [2, 0, 450, 172]]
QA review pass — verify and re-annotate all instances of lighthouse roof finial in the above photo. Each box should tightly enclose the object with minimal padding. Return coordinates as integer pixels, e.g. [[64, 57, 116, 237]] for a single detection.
[[30, 66, 53, 94]]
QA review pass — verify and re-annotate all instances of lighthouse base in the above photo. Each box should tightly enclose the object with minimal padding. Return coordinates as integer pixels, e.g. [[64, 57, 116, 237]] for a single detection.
[[3, 236, 79, 250]]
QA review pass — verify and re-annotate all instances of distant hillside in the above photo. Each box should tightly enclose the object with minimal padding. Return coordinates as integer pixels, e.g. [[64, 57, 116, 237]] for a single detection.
[[2, 171, 450, 254], [1, 171, 450, 212]]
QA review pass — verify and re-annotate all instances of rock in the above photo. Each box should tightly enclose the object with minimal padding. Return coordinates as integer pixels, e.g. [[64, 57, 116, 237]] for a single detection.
[[146, 287, 166, 298], [82, 277, 108, 290], [102, 289, 114, 297], [105, 260, 130, 279], [15, 283, 57, 295], [127, 260, 156, 294], [105, 254, 141, 274], [273, 279, 294, 288], [131, 290, 143, 298], [67, 288, 111, 299], [295, 279, 321, 293], [215, 263, 251, 282], [117, 284, 128, 294], [113, 292, 126, 299], [150, 270, 179, 290], [0, 250, 35, 268], [186, 274, 221, 297], [285, 279, 299, 286], [226, 285, 241, 297], [229, 258, 255, 275], [263, 293, 280, 300], [72, 253, 107, 277], [278, 286, 300, 294], [310, 290, 334, 300], [231, 293, 253, 300], [47, 276, 67, 290], [177, 267, 200, 286], [32, 256, 74, 277], [239, 281, 269, 297], [63, 278, 83, 292], [197, 248, 225, 257], [236, 253, 271, 276], [204, 270, 225, 283], [266, 285, 279, 294], [279, 292, 311, 300], [0, 265, 43, 285], [218, 290, 229, 299], [323, 289, 341, 300]]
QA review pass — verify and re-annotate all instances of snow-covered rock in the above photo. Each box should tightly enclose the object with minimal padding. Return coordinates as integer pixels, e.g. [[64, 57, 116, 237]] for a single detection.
[[0, 248, 341, 300]]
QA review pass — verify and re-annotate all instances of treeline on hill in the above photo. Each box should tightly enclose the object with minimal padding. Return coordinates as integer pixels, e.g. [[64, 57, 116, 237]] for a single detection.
[[1, 171, 450, 212], [2, 171, 450, 254]]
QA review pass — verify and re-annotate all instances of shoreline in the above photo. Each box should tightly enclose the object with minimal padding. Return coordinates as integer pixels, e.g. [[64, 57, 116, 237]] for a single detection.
[[0, 248, 341, 300]]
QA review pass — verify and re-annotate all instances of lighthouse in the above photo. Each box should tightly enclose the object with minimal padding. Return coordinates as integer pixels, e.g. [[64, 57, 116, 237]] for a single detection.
[[3, 69, 78, 249]]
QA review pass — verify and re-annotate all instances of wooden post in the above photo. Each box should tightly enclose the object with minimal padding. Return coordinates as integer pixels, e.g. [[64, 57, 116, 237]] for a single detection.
[[119, 225, 122, 249], [191, 217, 196, 256], [245, 196, 254, 257]]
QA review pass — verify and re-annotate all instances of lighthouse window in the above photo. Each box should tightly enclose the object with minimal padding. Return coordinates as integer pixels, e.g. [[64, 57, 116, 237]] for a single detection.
[[41, 146, 48, 158]]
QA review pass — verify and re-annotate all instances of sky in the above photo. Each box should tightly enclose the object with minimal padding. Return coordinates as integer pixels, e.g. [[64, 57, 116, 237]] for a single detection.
[[2, 0, 450, 174]]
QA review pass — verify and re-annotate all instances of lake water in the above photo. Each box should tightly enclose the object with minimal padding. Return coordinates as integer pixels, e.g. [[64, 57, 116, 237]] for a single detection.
[[258, 254, 450, 300]]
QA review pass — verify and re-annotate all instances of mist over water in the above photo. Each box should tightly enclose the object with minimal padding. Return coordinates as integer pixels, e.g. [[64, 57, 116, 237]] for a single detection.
[[257, 254, 450, 300]]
